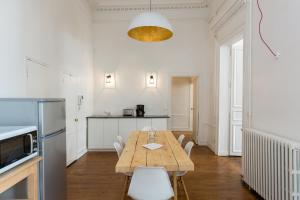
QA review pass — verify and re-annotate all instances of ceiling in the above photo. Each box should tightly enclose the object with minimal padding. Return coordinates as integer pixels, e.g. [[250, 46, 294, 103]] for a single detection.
[[87, 0, 209, 12]]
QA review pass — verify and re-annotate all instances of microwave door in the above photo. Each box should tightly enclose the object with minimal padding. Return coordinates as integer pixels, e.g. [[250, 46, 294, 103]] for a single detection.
[[38, 101, 66, 137]]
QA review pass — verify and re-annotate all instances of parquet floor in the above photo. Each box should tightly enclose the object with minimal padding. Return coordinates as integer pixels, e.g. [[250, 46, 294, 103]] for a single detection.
[[67, 135, 260, 200]]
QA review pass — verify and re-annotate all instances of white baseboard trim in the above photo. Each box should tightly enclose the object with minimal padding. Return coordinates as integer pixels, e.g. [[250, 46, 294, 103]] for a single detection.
[[171, 128, 192, 132], [217, 151, 229, 156], [88, 149, 115, 152], [197, 140, 207, 145], [207, 142, 216, 154], [77, 148, 88, 159]]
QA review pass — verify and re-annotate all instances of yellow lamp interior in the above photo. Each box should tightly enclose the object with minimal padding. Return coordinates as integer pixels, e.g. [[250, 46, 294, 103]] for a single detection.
[[128, 26, 173, 42]]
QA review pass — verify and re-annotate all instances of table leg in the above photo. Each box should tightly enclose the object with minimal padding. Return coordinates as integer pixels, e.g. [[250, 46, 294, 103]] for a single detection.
[[122, 176, 129, 200], [173, 172, 177, 200], [27, 165, 38, 200]]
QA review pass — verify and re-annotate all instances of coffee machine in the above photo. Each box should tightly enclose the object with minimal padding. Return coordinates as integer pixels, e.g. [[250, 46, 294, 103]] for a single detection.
[[136, 105, 145, 117]]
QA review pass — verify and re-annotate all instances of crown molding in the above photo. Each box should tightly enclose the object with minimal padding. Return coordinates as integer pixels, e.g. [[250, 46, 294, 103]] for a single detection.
[[89, 1, 209, 21], [209, 0, 245, 33], [94, 3, 208, 12]]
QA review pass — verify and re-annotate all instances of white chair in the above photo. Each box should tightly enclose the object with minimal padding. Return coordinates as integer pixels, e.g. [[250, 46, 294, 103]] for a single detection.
[[142, 126, 152, 131], [183, 141, 194, 157], [128, 167, 174, 200], [117, 135, 126, 148], [175, 141, 194, 200], [177, 134, 185, 146], [114, 141, 132, 200], [113, 142, 123, 158]]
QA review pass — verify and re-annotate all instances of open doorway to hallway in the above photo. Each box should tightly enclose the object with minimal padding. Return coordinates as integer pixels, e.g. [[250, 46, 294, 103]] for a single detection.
[[171, 76, 199, 143], [218, 39, 244, 156]]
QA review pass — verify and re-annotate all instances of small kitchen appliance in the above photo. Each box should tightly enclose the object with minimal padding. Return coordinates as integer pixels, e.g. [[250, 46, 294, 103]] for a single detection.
[[136, 105, 145, 117], [0, 126, 38, 174], [123, 109, 135, 117]]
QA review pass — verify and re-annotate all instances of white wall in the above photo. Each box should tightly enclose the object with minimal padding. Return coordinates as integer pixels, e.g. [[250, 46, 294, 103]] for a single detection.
[[92, 13, 214, 144], [249, 0, 300, 142], [0, 0, 94, 157]]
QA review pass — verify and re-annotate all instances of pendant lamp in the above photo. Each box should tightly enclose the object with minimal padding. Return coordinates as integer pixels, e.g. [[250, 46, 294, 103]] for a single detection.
[[128, 0, 173, 42]]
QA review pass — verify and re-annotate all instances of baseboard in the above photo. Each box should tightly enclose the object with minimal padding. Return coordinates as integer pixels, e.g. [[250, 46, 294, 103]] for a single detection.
[[171, 128, 192, 132], [197, 140, 207, 146], [217, 151, 229, 156], [87, 149, 115, 152], [77, 148, 88, 159], [207, 142, 216, 154]]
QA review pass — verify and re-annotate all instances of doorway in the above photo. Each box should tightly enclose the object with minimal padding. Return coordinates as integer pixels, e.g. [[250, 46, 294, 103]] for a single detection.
[[218, 39, 244, 156], [171, 76, 199, 143]]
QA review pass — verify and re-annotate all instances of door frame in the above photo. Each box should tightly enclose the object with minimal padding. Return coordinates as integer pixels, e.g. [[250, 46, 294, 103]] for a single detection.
[[169, 75, 199, 144], [216, 33, 244, 156]]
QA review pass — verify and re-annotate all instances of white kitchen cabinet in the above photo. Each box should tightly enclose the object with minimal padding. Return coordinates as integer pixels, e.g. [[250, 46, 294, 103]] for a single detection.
[[87, 117, 169, 150], [88, 119, 103, 149], [103, 119, 118, 149], [136, 118, 152, 130], [119, 119, 137, 142], [151, 119, 168, 130]]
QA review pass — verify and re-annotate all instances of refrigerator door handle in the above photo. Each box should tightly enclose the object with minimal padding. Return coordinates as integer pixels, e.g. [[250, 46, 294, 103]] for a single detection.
[[41, 128, 66, 139]]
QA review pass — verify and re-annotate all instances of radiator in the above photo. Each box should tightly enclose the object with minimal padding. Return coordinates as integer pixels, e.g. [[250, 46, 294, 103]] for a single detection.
[[243, 128, 300, 200]]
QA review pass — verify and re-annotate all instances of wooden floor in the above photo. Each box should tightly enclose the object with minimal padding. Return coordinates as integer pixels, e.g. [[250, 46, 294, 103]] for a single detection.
[[67, 145, 260, 199]]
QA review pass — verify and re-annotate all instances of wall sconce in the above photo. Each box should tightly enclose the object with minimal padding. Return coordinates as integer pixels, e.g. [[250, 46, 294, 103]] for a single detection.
[[146, 72, 157, 88], [104, 72, 116, 88]]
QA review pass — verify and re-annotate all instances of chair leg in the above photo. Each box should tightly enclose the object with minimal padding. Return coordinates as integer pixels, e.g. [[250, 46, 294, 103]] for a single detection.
[[177, 177, 181, 188], [122, 176, 129, 200], [173, 172, 177, 200], [181, 177, 190, 200]]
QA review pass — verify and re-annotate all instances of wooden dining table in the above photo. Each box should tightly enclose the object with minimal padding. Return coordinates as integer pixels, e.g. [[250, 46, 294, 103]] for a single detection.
[[115, 131, 194, 200]]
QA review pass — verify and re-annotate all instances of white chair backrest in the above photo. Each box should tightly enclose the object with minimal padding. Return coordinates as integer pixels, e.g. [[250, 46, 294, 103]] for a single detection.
[[142, 126, 152, 131], [128, 167, 174, 200], [184, 141, 194, 157], [133, 167, 169, 178], [113, 142, 123, 158], [177, 134, 185, 146], [116, 135, 126, 148]]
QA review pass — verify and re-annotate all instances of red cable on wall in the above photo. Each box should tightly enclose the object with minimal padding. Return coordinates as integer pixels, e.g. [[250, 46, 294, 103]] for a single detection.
[[257, 0, 280, 58]]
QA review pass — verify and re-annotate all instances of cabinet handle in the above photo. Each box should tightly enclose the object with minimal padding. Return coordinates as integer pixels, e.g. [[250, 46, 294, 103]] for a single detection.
[[75, 118, 79, 122]]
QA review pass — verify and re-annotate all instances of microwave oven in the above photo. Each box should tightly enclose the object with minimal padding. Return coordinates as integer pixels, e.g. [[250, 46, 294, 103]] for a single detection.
[[0, 126, 38, 174]]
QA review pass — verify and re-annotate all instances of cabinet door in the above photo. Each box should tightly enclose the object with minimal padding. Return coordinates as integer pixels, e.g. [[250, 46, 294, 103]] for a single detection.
[[103, 119, 118, 149], [136, 119, 152, 130], [119, 119, 137, 142], [88, 119, 103, 149], [151, 119, 167, 131]]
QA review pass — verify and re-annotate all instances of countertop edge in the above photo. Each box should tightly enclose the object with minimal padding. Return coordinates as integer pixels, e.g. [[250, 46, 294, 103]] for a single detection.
[[87, 115, 170, 119]]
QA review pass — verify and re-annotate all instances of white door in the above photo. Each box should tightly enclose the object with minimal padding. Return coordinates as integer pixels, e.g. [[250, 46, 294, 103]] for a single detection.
[[171, 77, 191, 131], [61, 74, 79, 165], [229, 40, 243, 156]]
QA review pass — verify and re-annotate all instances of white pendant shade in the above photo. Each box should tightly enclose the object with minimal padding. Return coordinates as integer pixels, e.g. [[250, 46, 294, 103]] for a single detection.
[[128, 12, 173, 42]]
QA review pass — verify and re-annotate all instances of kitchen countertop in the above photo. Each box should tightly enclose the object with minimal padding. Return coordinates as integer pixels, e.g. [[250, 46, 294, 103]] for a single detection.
[[87, 115, 170, 119]]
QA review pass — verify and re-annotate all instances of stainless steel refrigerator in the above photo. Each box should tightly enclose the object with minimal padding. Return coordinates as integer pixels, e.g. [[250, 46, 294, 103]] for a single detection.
[[0, 99, 66, 200]]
